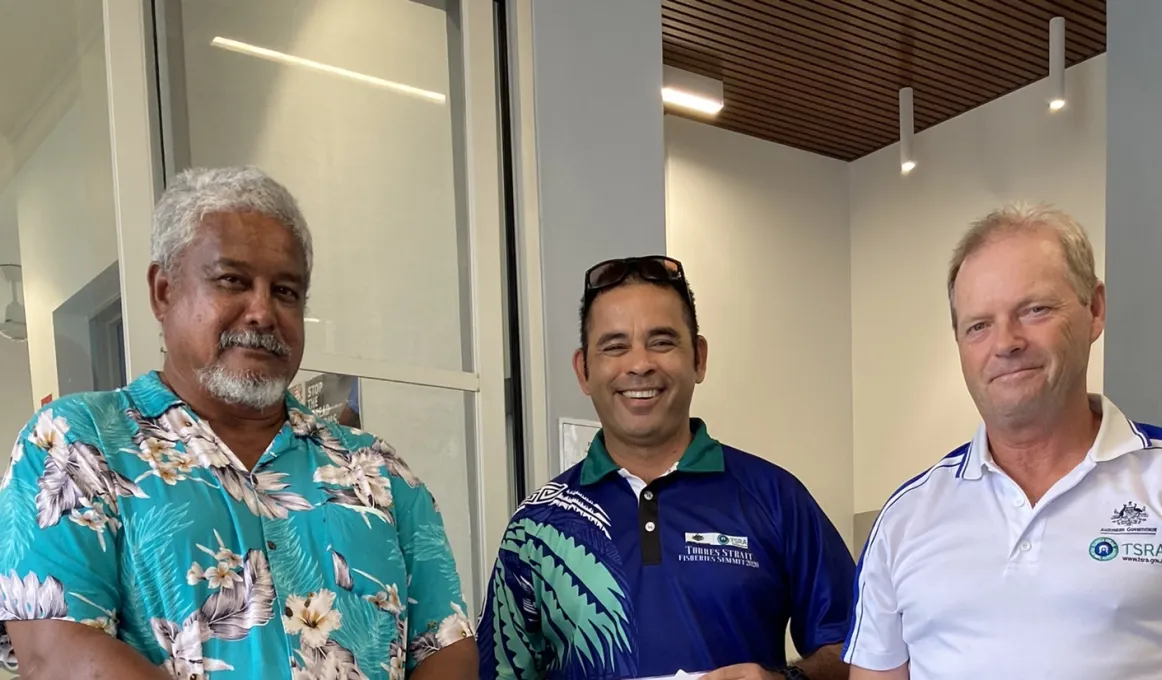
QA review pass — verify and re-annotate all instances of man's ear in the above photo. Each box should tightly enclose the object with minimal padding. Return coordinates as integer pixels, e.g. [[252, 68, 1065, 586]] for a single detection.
[[148, 263, 172, 323], [572, 347, 592, 396], [695, 335, 709, 384]]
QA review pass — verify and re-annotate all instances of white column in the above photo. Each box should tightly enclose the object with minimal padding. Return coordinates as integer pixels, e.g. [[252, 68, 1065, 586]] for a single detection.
[[518, 0, 667, 482], [1104, 1, 1162, 423]]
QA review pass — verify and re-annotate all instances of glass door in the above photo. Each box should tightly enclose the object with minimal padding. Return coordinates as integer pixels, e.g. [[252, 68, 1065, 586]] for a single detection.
[[105, 0, 511, 613]]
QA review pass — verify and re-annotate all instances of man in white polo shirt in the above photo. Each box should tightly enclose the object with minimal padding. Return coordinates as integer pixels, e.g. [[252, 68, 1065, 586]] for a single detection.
[[843, 204, 1162, 679]]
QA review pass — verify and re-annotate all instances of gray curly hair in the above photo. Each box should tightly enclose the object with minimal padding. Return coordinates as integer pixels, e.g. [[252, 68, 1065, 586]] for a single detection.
[[151, 166, 313, 284]]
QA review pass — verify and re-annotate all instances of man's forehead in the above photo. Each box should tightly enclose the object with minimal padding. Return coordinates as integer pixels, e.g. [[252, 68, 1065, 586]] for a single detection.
[[592, 282, 681, 313]]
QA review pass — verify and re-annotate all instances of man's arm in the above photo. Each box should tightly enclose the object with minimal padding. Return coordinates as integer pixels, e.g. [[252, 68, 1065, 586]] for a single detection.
[[789, 642, 847, 680], [413, 638, 477, 680], [700, 644, 848, 680], [774, 475, 857, 674], [476, 518, 545, 680], [851, 662, 909, 680], [387, 453, 477, 679], [6, 620, 169, 680], [0, 408, 138, 676]]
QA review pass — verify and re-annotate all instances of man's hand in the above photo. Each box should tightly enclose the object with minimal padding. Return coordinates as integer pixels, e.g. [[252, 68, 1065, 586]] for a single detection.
[[7, 619, 171, 679], [702, 663, 781, 680]]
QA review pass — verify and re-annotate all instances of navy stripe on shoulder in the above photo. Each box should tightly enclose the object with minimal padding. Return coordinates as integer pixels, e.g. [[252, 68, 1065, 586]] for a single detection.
[[1132, 421, 1162, 448]]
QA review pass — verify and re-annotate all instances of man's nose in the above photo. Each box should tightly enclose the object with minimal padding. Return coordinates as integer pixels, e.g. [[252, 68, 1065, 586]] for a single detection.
[[242, 288, 276, 329], [992, 318, 1027, 357], [624, 343, 656, 375]]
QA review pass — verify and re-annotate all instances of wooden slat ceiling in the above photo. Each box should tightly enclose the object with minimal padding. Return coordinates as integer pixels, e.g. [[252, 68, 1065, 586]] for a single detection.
[[661, 0, 1107, 161]]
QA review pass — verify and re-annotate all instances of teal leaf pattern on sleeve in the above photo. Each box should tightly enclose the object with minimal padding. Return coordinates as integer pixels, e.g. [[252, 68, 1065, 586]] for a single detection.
[[265, 517, 325, 596], [404, 523, 461, 596], [332, 591, 393, 675], [511, 518, 631, 676], [490, 561, 537, 678], [0, 478, 37, 573], [119, 502, 194, 659]]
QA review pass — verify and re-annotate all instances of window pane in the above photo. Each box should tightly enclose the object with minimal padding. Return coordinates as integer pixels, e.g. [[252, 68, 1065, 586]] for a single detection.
[[161, 0, 474, 373], [289, 371, 479, 613], [0, 0, 122, 458]]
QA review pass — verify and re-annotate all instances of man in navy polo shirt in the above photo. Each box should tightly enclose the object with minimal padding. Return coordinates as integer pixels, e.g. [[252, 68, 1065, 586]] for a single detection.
[[477, 256, 854, 680]]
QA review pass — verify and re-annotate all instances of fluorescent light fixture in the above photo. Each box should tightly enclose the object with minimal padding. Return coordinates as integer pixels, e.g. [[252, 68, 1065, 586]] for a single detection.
[[1048, 17, 1065, 111], [899, 87, 915, 175], [662, 65, 724, 116], [211, 37, 446, 104]]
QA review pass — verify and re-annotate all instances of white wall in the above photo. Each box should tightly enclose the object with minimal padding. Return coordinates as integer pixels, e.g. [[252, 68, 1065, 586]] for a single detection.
[[849, 56, 1107, 513], [665, 115, 854, 547]]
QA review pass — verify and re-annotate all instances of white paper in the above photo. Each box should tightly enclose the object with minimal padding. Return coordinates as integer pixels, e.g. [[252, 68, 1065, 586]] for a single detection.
[[558, 417, 602, 472]]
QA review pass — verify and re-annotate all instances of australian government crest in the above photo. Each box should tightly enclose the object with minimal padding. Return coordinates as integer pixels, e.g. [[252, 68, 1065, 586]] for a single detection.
[[1101, 501, 1156, 536]]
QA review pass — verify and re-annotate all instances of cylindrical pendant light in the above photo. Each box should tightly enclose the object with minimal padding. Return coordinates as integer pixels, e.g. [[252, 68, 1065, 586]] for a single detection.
[[1049, 17, 1066, 110], [899, 87, 915, 174]]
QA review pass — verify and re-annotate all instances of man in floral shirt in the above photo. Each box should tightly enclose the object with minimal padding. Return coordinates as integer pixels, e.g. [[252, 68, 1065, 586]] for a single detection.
[[0, 167, 476, 679]]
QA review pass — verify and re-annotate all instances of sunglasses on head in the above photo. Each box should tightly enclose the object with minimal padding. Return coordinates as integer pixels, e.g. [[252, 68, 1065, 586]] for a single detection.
[[584, 255, 688, 296]]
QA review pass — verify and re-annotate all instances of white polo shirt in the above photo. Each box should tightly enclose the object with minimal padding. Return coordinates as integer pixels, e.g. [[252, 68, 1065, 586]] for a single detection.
[[843, 395, 1162, 679]]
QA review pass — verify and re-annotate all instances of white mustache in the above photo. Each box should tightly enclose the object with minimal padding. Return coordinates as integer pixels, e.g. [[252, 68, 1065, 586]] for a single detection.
[[219, 329, 290, 357]]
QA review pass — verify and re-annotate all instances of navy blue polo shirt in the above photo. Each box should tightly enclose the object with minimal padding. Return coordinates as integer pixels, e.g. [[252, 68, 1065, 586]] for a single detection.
[[478, 419, 855, 680]]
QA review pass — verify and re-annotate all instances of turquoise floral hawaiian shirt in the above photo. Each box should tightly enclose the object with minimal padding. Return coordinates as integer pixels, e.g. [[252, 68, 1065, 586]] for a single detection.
[[0, 371, 473, 679]]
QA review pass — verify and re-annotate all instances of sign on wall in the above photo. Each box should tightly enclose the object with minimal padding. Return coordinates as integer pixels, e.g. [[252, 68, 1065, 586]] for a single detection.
[[291, 372, 361, 428], [559, 416, 602, 473]]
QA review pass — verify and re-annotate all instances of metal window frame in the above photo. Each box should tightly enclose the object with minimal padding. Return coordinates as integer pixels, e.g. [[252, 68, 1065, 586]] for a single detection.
[[102, 0, 514, 598]]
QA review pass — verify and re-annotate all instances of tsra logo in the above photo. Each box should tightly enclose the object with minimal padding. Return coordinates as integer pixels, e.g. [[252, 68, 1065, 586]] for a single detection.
[[1089, 537, 1119, 561]]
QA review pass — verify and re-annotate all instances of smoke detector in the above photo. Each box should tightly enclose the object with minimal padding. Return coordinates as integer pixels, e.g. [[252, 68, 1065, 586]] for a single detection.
[[0, 264, 26, 342]]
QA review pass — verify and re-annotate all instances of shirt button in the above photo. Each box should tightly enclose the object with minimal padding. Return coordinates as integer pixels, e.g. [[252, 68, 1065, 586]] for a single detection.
[[1019, 541, 1032, 552], [267, 541, 277, 550], [644, 521, 656, 532], [643, 491, 654, 501], [1013, 496, 1026, 507]]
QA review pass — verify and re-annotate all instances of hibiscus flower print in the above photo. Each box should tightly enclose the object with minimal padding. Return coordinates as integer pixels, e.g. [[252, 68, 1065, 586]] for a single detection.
[[288, 409, 345, 454], [292, 639, 368, 680], [189, 529, 246, 589], [33, 434, 145, 544], [136, 436, 174, 464], [205, 562, 243, 590], [28, 410, 69, 455], [283, 590, 343, 649], [186, 562, 204, 586], [72, 592, 120, 638], [435, 602, 474, 647], [365, 585, 403, 615], [371, 440, 420, 489], [68, 506, 120, 552]]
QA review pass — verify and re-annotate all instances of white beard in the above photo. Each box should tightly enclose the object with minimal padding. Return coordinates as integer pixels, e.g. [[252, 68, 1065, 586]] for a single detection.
[[197, 363, 289, 410]]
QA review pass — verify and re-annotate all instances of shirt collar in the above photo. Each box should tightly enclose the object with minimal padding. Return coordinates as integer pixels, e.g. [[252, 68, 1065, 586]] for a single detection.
[[126, 371, 186, 418], [960, 394, 1151, 480], [579, 418, 724, 486], [126, 370, 314, 428]]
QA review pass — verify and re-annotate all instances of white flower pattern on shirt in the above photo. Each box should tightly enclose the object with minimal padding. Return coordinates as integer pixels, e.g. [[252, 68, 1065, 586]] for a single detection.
[[0, 372, 471, 679]]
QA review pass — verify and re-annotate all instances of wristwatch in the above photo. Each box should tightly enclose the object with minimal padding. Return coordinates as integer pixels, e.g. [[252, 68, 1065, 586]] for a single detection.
[[777, 665, 810, 680]]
